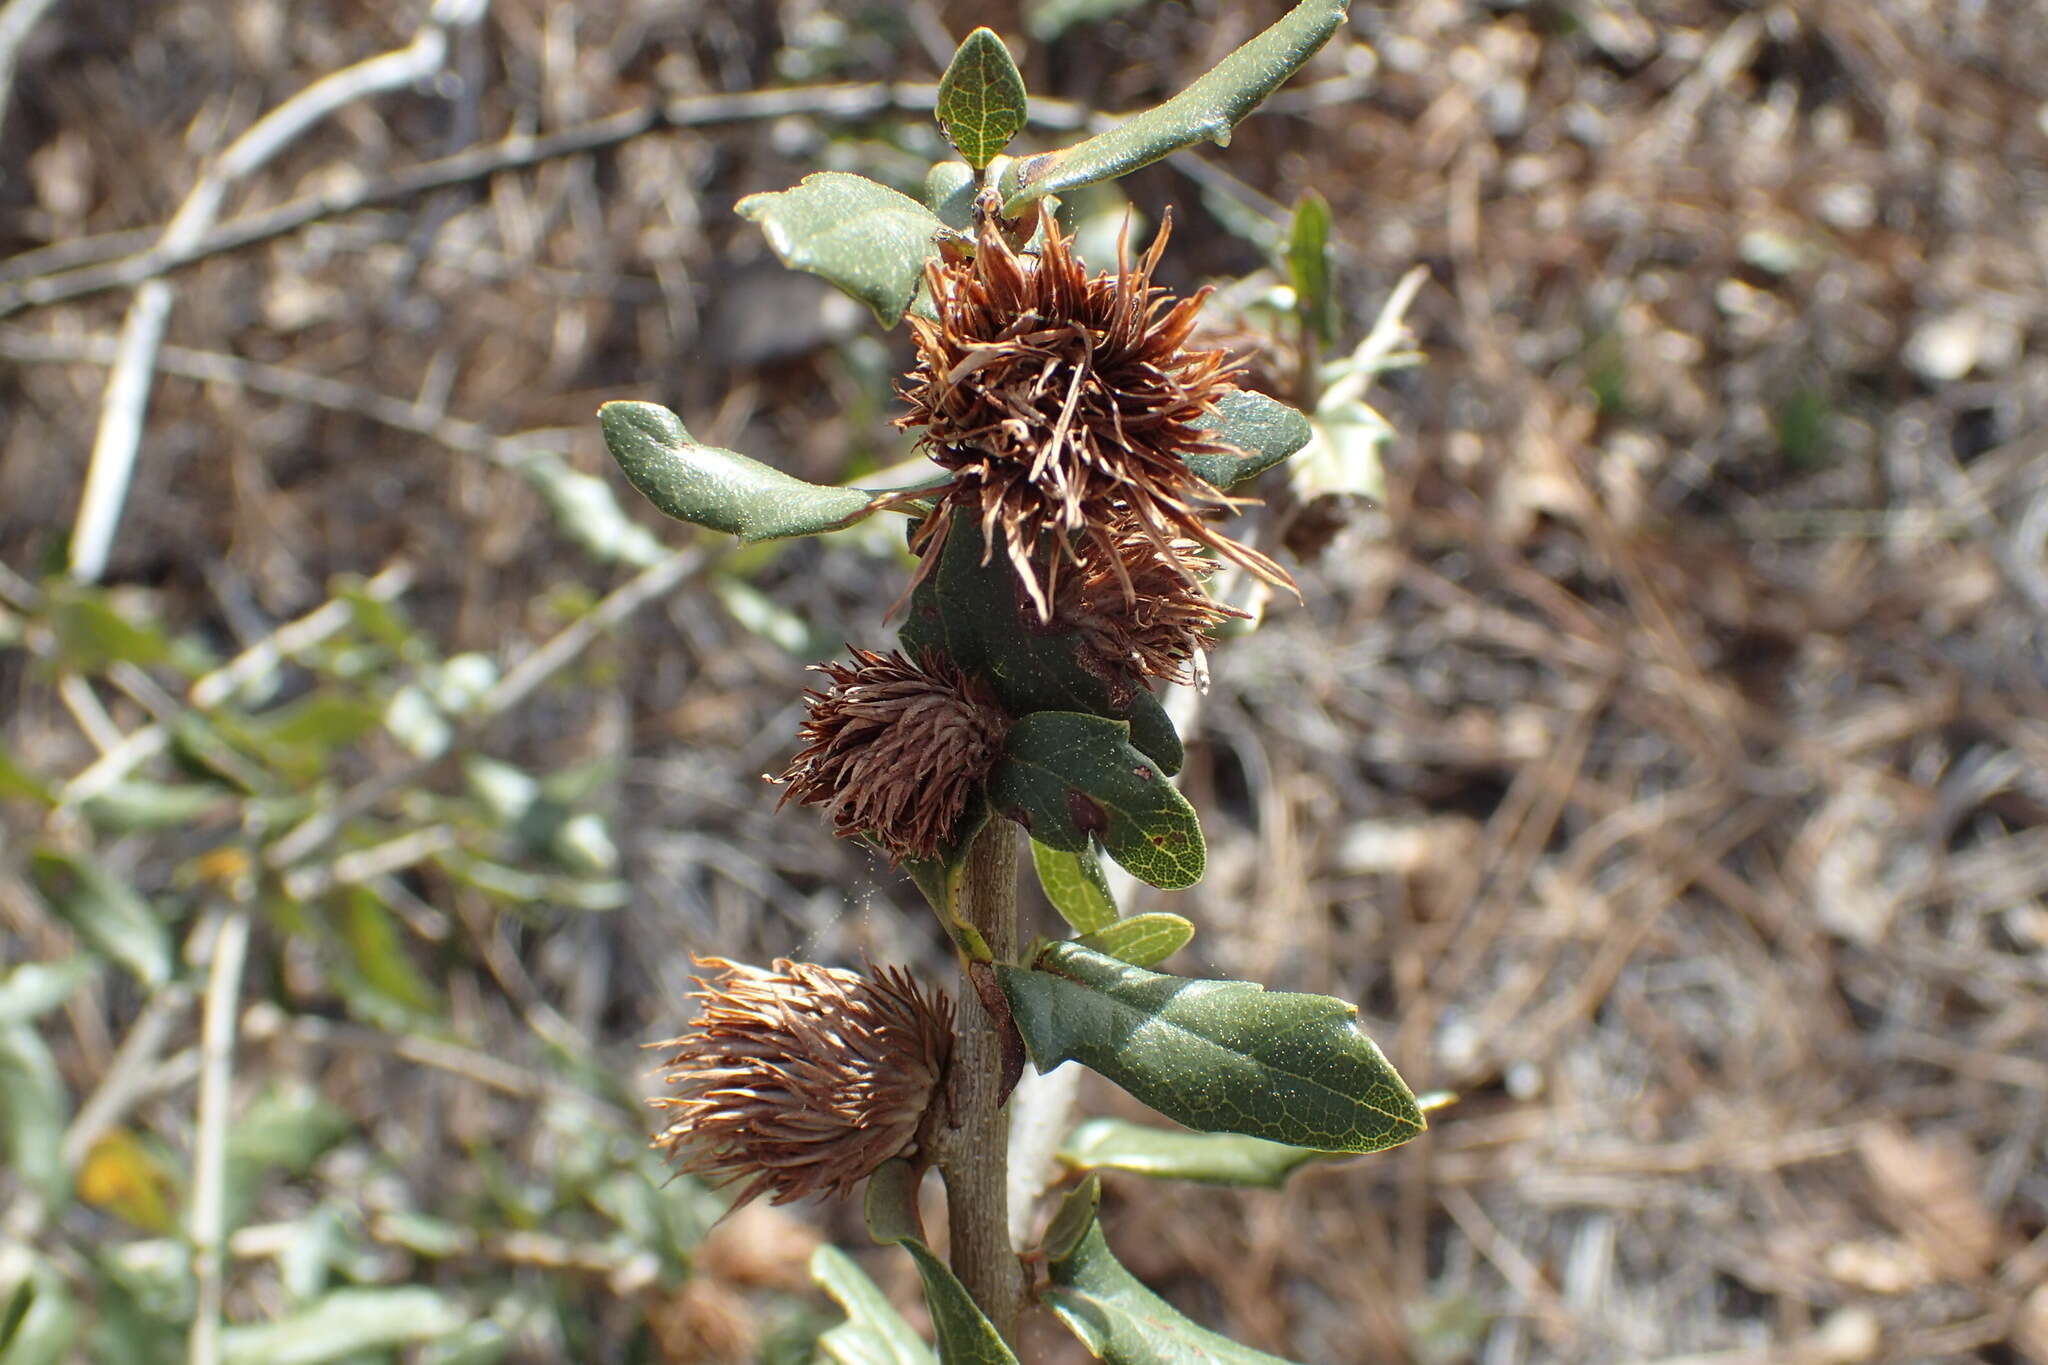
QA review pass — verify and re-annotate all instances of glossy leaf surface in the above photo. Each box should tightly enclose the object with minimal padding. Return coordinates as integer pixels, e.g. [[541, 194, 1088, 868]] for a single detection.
[[936, 29, 1027, 169], [988, 713, 1203, 890], [600, 401, 880, 542], [1000, 0, 1349, 211], [999, 943, 1425, 1152], [1058, 1118, 1332, 1188], [738, 172, 950, 326]]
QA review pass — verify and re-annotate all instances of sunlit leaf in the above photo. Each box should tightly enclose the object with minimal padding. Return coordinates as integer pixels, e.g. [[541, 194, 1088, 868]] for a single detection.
[[988, 713, 1203, 890], [521, 451, 667, 568], [936, 28, 1028, 169], [0, 1258, 82, 1365], [46, 582, 172, 671], [1286, 188, 1337, 346], [1183, 390, 1314, 489], [1058, 1118, 1334, 1188], [0, 1024, 68, 1206], [0, 744, 53, 806], [1076, 912, 1193, 967], [1032, 840, 1118, 935], [80, 779, 233, 832], [599, 400, 882, 542], [999, 942, 1425, 1153], [1000, 0, 1349, 211], [925, 160, 978, 232], [737, 172, 953, 326], [0, 959, 94, 1025]]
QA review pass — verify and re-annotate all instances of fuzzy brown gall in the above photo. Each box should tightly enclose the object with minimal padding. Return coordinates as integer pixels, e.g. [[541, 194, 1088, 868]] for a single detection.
[[649, 957, 953, 1209], [896, 197, 1294, 619], [1054, 527, 1246, 694], [778, 647, 1009, 862]]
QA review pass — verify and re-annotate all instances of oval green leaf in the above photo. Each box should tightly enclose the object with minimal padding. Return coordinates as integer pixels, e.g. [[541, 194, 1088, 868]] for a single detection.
[[936, 28, 1028, 170], [1076, 912, 1193, 968], [988, 713, 1203, 890], [737, 172, 952, 326], [0, 1023, 69, 1205], [599, 400, 881, 542], [1049, 1217, 1308, 1364], [864, 1162, 1021, 1365], [999, 942, 1425, 1153], [925, 159, 979, 231], [900, 516, 1183, 773], [219, 1288, 468, 1364], [1184, 390, 1314, 489], [1286, 188, 1336, 346], [1031, 840, 1118, 935], [812, 1245, 938, 1365], [1058, 1117, 1334, 1188], [28, 849, 170, 988], [999, 0, 1350, 212]]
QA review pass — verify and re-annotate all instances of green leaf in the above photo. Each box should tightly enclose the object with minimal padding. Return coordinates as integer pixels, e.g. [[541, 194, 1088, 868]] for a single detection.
[[1184, 390, 1314, 489], [521, 451, 667, 568], [1058, 1118, 1333, 1188], [599, 400, 881, 542], [0, 1259, 82, 1365], [936, 28, 1028, 170], [988, 713, 1202, 890], [0, 959, 95, 1026], [737, 172, 952, 326], [1027, 0, 1147, 42], [1077, 912, 1192, 968], [812, 1245, 938, 1365], [864, 1162, 1021, 1365], [1048, 1218, 1305, 1364], [901, 516, 1183, 774], [220, 1288, 468, 1365], [28, 850, 171, 988], [0, 744, 53, 806], [1039, 1173, 1102, 1263], [46, 583, 172, 672], [925, 160, 978, 232], [999, 942, 1425, 1153], [999, 0, 1350, 212], [902, 798, 996, 962], [80, 779, 232, 832], [0, 1024, 69, 1206], [1032, 840, 1118, 934], [1286, 189, 1336, 346]]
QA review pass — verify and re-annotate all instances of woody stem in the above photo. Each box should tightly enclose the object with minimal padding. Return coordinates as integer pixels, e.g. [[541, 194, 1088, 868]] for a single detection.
[[933, 819, 1026, 1339]]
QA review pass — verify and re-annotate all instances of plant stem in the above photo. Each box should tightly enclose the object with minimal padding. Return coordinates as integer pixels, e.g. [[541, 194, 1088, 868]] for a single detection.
[[935, 819, 1026, 1339]]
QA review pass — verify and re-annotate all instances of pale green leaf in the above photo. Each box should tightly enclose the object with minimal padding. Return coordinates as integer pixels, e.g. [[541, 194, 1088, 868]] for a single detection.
[[1048, 1218, 1305, 1363], [0, 1024, 69, 1206], [522, 451, 667, 568], [737, 172, 952, 326], [0, 1259, 82, 1365], [989, 713, 1203, 890], [220, 1288, 468, 1365], [1286, 189, 1336, 346], [937, 28, 1028, 169], [1001, 0, 1350, 211], [79, 779, 233, 832], [999, 942, 1425, 1153], [0, 959, 95, 1026], [1076, 912, 1193, 967], [1058, 1118, 1334, 1187], [1032, 840, 1118, 935], [600, 400, 882, 542], [811, 1245, 938, 1365], [1027, 0, 1147, 42]]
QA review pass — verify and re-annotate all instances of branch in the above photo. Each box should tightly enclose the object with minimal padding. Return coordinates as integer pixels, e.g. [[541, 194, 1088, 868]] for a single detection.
[[186, 902, 252, 1365], [64, 0, 487, 582], [0, 0, 60, 145]]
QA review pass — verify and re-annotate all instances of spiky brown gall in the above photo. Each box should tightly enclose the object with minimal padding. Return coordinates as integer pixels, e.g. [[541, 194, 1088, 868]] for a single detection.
[[1054, 528, 1246, 693]]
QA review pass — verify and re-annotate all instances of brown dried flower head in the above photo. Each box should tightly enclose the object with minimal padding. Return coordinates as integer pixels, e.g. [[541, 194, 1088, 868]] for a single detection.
[[1054, 527, 1247, 694], [649, 957, 953, 1209], [897, 197, 1292, 619], [778, 647, 1009, 862]]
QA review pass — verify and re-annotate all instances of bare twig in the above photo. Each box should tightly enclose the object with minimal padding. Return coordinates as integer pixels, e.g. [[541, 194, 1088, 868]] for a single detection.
[[64, 0, 487, 582], [186, 902, 251, 1365], [0, 0, 60, 144]]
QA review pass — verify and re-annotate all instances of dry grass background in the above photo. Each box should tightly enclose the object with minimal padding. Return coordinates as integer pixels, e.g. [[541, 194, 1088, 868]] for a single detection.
[[3, 0, 2047, 1362]]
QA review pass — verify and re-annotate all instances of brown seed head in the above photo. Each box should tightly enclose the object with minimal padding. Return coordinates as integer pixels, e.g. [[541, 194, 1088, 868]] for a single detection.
[[1053, 528, 1248, 692], [649, 957, 953, 1210], [778, 647, 1009, 862], [897, 200, 1293, 618]]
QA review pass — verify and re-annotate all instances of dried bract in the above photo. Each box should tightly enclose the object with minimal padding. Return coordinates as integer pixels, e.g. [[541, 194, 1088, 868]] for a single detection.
[[897, 199, 1292, 618], [1054, 529, 1245, 693], [779, 647, 1009, 862], [650, 958, 953, 1209]]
